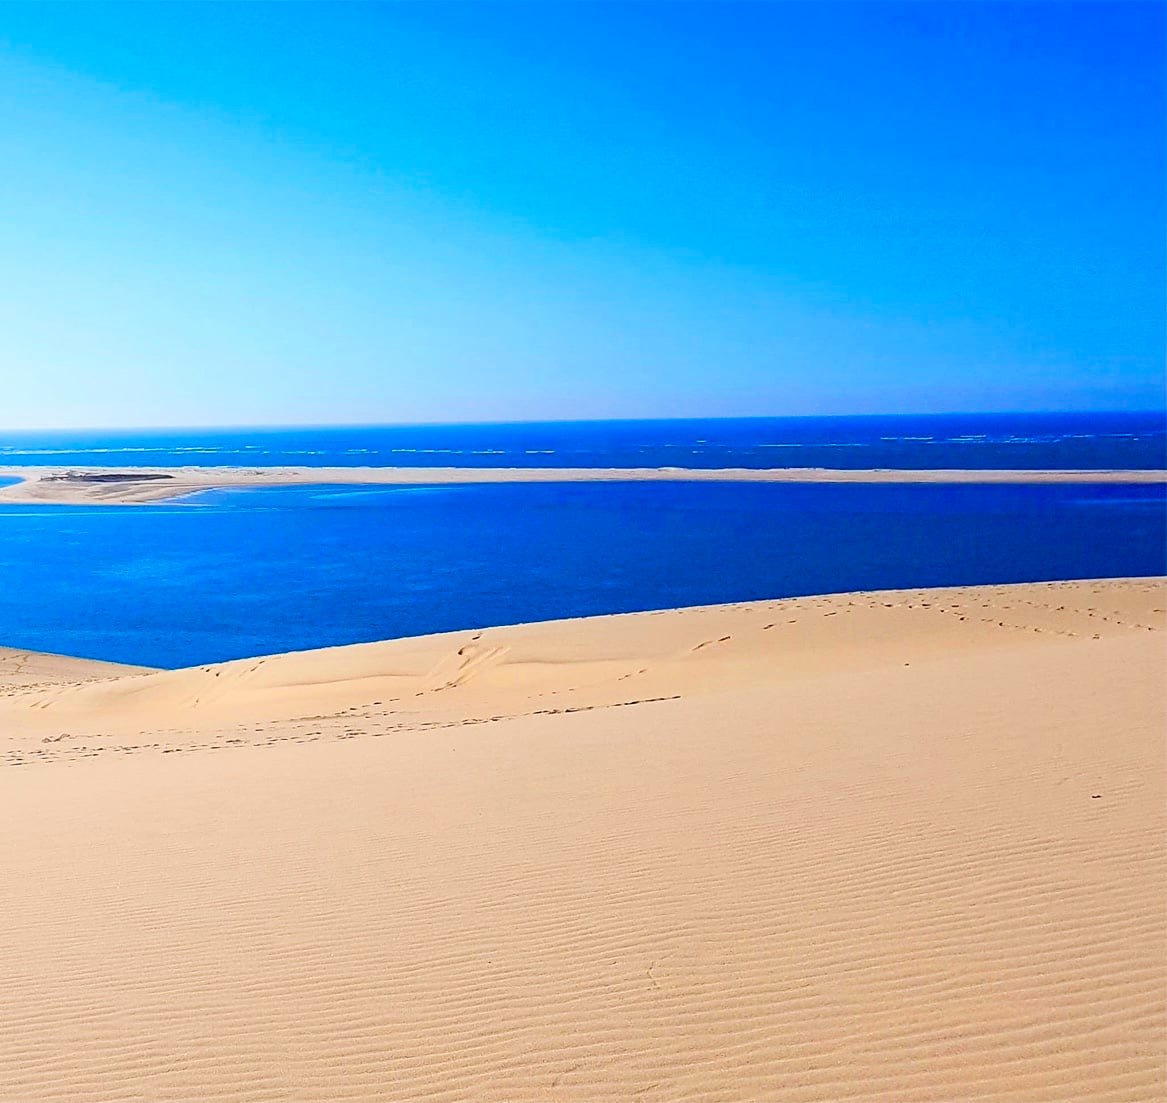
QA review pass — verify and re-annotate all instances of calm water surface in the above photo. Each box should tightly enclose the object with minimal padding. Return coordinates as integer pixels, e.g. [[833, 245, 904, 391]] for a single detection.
[[0, 479, 1162, 668]]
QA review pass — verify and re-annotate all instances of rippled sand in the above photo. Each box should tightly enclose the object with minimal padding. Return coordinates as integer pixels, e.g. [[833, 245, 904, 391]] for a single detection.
[[1, 578, 1163, 1101]]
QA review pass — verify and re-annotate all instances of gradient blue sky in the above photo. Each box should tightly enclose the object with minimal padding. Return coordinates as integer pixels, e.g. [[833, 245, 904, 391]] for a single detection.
[[0, 1, 1162, 428]]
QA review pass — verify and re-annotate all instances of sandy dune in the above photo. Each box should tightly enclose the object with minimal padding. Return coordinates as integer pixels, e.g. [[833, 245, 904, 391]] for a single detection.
[[0, 646, 153, 689], [1, 463, 1163, 505], [1, 578, 1164, 1101]]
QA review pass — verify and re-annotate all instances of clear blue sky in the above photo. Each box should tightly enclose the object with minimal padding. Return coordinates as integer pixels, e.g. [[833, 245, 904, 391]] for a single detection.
[[0, 1, 1162, 428]]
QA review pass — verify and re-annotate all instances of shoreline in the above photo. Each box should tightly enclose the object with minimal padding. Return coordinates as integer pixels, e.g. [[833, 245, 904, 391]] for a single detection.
[[2, 575, 1162, 675], [1, 463, 1164, 505]]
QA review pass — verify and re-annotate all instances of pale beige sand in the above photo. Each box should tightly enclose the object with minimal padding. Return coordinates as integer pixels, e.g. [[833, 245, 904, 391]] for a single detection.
[[0, 646, 154, 688], [1, 463, 1163, 505], [1, 578, 1164, 1101]]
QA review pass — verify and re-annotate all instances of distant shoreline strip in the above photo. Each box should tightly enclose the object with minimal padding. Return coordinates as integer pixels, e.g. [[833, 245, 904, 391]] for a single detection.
[[0, 464, 1163, 506]]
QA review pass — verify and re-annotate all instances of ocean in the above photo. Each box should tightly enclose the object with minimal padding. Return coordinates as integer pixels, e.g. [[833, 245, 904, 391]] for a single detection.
[[1, 411, 1164, 470], [0, 469, 1163, 668]]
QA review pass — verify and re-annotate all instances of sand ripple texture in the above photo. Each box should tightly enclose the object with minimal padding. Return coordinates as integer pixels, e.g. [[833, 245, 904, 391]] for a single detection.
[[0, 578, 1164, 1102]]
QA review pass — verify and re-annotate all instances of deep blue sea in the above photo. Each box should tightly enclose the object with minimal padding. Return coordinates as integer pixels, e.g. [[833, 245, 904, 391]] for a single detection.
[[2, 412, 1164, 470], [0, 473, 1163, 668]]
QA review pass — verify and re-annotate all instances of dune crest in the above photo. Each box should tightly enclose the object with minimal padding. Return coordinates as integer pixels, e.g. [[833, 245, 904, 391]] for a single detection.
[[5, 579, 1163, 741]]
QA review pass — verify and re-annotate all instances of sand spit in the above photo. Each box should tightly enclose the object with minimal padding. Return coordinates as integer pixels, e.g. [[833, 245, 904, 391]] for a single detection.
[[0, 463, 1164, 504], [1, 578, 1164, 1101]]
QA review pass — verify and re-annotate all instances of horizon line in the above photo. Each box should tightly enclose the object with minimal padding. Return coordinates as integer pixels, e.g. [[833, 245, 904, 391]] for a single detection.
[[2, 408, 1165, 436]]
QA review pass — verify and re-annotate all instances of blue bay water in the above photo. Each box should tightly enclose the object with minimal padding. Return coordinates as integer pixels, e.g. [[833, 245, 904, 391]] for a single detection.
[[0, 479, 1163, 668], [1, 412, 1164, 470]]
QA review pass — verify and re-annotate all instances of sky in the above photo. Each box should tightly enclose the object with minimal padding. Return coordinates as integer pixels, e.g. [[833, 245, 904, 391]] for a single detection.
[[0, 1, 1162, 429]]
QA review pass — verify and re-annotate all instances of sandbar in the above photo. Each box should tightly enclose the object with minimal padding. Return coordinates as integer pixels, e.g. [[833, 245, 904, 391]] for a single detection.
[[0, 463, 1163, 505]]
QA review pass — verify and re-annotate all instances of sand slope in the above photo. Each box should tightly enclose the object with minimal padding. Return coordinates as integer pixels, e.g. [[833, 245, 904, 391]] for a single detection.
[[1, 578, 1164, 1101], [0, 645, 153, 689]]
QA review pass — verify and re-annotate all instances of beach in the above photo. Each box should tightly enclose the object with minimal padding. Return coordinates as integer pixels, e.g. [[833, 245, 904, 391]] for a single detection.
[[1, 464, 1164, 505], [2, 577, 1163, 1100], [5, 1, 1163, 1098]]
